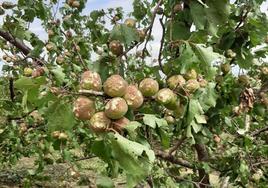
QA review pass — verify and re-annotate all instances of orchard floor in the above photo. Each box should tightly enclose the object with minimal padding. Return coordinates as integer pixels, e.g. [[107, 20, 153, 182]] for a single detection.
[[0, 157, 127, 188]]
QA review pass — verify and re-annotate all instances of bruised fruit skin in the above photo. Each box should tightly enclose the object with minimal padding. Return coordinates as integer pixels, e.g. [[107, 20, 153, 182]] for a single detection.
[[221, 63, 231, 74], [112, 117, 130, 132], [139, 78, 159, 97], [185, 79, 200, 93], [156, 88, 177, 109], [123, 85, 144, 109], [124, 18, 136, 28], [73, 96, 95, 120], [90, 112, 111, 133], [167, 75, 185, 90], [80, 71, 102, 91], [184, 69, 197, 80], [105, 97, 128, 119], [103, 75, 128, 97], [109, 40, 123, 56]]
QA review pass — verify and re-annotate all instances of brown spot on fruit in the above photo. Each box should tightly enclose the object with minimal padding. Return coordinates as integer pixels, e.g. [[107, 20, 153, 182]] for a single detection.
[[139, 78, 159, 97], [103, 75, 128, 97], [90, 112, 111, 133], [105, 97, 128, 119], [80, 71, 102, 91], [167, 75, 186, 90], [185, 79, 200, 93], [124, 85, 144, 109], [112, 117, 130, 133], [109, 40, 123, 56], [156, 88, 177, 109], [124, 18, 136, 28], [73, 96, 95, 120]]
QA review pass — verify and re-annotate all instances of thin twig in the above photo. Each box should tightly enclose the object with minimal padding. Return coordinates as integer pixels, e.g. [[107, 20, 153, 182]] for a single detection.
[[158, 15, 165, 74], [168, 137, 187, 155], [251, 125, 268, 137]]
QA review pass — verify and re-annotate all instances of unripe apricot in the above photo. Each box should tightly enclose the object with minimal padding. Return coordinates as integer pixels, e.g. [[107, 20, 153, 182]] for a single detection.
[[90, 112, 111, 133], [80, 71, 102, 91], [167, 75, 185, 90], [103, 75, 128, 97], [105, 97, 128, 119], [139, 78, 159, 97], [73, 96, 95, 120], [123, 85, 144, 109]]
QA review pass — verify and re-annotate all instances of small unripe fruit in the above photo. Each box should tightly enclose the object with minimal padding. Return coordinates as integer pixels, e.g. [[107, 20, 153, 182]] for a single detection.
[[167, 75, 185, 90], [105, 97, 128, 119], [46, 42, 55, 51], [59, 132, 68, 140], [103, 75, 128, 97], [261, 67, 268, 75], [156, 88, 177, 109], [73, 96, 95, 120], [109, 40, 123, 56], [139, 78, 159, 97], [52, 131, 61, 138], [1, 1, 16, 9], [71, 0, 80, 8], [80, 71, 102, 91], [185, 79, 200, 93], [112, 117, 130, 132], [138, 29, 146, 41], [221, 63, 231, 74], [24, 67, 33, 77], [199, 78, 208, 88], [213, 134, 221, 143], [32, 67, 45, 78], [124, 18, 136, 28], [173, 3, 183, 13], [56, 55, 64, 65], [238, 75, 250, 85], [123, 85, 144, 109], [90, 112, 111, 132], [226, 49, 236, 58], [184, 69, 197, 80], [165, 115, 175, 124], [47, 29, 54, 37]]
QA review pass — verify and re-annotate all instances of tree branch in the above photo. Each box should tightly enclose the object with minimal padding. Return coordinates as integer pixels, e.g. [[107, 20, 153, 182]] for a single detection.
[[155, 150, 194, 169], [251, 125, 268, 137], [158, 15, 165, 74], [194, 144, 210, 188], [0, 29, 31, 55], [168, 136, 186, 155]]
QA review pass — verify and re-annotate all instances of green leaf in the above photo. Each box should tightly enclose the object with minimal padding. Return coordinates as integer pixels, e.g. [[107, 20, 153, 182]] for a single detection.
[[186, 99, 204, 125], [143, 114, 157, 128], [108, 133, 155, 187], [125, 121, 142, 139], [190, 1, 206, 30], [51, 67, 66, 85], [198, 82, 218, 111], [46, 100, 76, 132], [110, 24, 139, 46], [96, 176, 115, 188]]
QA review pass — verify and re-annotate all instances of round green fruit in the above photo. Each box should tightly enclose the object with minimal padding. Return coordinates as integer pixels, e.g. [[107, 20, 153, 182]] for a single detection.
[[238, 75, 250, 85], [90, 112, 111, 133], [184, 69, 197, 80], [185, 79, 200, 93], [80, 70, 102, 91], [156, 88, 177, 109], [139, 78, 159, 97], [105, 97, 128, 119], [124, 18, 136, 28], [164, 115, 175, 124], [103, 75, 128, 97], [167, 75, 185, 90], [109, 40, 123, 56], [221, 63, 231, 74], [73, 96, 95, 120], [24, 67, 33, 77], [123, 85, 144, 109]]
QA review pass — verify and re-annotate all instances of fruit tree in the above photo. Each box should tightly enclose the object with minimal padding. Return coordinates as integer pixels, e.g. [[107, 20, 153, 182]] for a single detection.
[[0, 0, 268, 187]]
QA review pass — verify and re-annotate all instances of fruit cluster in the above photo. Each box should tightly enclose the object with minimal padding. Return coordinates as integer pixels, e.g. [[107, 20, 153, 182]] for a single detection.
[[73, 69, 206, 133]]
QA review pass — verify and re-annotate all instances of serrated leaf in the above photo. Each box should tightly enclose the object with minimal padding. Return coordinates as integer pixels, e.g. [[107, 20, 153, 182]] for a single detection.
[[110, 24, 139, 46], [51, 67, 66, 85], [109, 133, 155, 187], [198, 82, 218, 111], [46, 100, 75, 132], [186, 99, 204, 125], [143, 114, 156, 128], [125, 121, 142, 139]]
